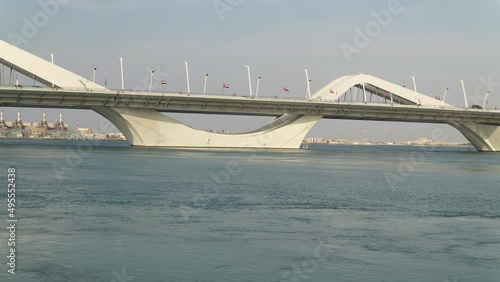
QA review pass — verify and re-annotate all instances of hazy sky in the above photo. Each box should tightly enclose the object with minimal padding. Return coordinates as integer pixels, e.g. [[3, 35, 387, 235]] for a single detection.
[[1, 0, 499, 141]]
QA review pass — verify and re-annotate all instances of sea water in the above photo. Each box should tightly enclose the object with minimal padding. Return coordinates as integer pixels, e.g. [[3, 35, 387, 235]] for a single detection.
[[0, 140, 499, 281]]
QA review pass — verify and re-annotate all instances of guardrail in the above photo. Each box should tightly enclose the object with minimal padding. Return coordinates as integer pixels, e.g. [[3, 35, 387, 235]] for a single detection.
[[1, 85, 499, 112]]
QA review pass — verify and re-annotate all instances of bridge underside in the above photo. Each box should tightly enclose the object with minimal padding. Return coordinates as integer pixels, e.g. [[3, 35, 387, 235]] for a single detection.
[[93, 107, 321, 148], [94, 107, 500, 151], [449, 122, 500, 152]]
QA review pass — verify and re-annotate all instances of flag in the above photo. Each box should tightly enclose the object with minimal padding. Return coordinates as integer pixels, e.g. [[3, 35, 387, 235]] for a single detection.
[[330, 89, 334, 94], [435, 96, 441, 100], [223, 84, 230, 89], [283, 87, 289, 92], [161, 80, 166, 85]]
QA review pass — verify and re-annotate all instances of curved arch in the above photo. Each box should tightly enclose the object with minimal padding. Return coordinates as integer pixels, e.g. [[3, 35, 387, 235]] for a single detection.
[[93, 107, 321, 148], [312, 74, 450, 107], [0, 40, 106, 90], [449, 121, 500, 152]]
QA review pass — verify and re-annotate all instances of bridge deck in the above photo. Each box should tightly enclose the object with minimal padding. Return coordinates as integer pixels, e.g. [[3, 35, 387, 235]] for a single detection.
[[1, 86, 500, 125]]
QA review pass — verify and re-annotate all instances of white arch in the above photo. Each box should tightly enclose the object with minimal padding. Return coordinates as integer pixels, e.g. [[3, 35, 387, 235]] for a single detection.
[[0, 40, 106, 90], [312, 74, 449, 107], [92, 107, 320, 148]]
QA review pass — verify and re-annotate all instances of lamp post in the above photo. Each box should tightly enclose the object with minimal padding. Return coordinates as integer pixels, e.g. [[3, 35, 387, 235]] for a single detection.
[[410, 76, 417, 93], [483, 90, 491, 109], [203, 73, 208, 95], [304, 69, 311, 100], [255, 76, 262, 98], [441, 87, 450, 108], [359, 72, 367, 103], [245, 65, 253, 97], [149, 70, 155, 92], [119, 57, 124, 91], [93, 67, 97, 83], [184, 61, 190, 94], [0, 59, 4, 85], [51, 53, 54, 89], [459, 79, 468, 108], [410, 76, 420, 105]]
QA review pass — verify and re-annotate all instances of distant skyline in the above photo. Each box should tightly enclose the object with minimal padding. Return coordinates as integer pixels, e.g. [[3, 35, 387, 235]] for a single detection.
[[1, 0, 499, 141]]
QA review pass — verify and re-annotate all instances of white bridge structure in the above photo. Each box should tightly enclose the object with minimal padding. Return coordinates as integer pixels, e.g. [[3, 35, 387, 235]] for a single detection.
[[1, 40, 500, 151]]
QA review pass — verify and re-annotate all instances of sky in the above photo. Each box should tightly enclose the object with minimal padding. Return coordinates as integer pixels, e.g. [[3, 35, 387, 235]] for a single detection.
[[1, 0, 500, 141]]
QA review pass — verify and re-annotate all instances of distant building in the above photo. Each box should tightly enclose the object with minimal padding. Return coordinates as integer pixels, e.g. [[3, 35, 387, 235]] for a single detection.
[[305, 137, 324, 143], [76, 127, 94, 139], [416, 137, 432, 145], [0, 112, 129, 141]]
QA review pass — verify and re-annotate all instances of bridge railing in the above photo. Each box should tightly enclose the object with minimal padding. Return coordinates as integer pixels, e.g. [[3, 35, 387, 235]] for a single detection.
[[0, 85, 315, 101], [1, 85, 499, 111]]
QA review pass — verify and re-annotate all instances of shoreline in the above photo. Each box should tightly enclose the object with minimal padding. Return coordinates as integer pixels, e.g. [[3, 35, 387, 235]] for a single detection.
[[0, 138, 473, 148], [303, 142, 472, 148]]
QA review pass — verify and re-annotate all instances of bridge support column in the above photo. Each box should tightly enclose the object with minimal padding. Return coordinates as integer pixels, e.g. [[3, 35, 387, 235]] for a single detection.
[[449, 122, 500, 152], [92, 107, 321, 149]]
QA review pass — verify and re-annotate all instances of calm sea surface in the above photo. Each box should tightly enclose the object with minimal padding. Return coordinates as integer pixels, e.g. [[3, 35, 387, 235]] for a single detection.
[[0, 140, 499, 282]]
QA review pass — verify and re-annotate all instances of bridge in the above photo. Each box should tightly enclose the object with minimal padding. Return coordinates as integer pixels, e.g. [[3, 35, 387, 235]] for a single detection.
[[1, 40, 500, 151]]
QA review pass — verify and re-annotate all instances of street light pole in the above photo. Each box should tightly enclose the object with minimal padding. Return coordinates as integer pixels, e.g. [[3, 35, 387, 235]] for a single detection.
[[359, 72, 366, 103], [149, 70, 155, 92], [304, 69, 311, 100], [410, 76, 417, 93], [483, 90, 491, 109], [255, 76, 261, 98], [0, 59, 4, 85], [203, 73, 208, 95], [441, 87, 450, 108], [245, 65, 253, 97], [119, 57, 124, 91], [459, 79, 468, 108], [93, 67, 97, 83], [184, 61, 190, 94], [51, 53, 54, 89]]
